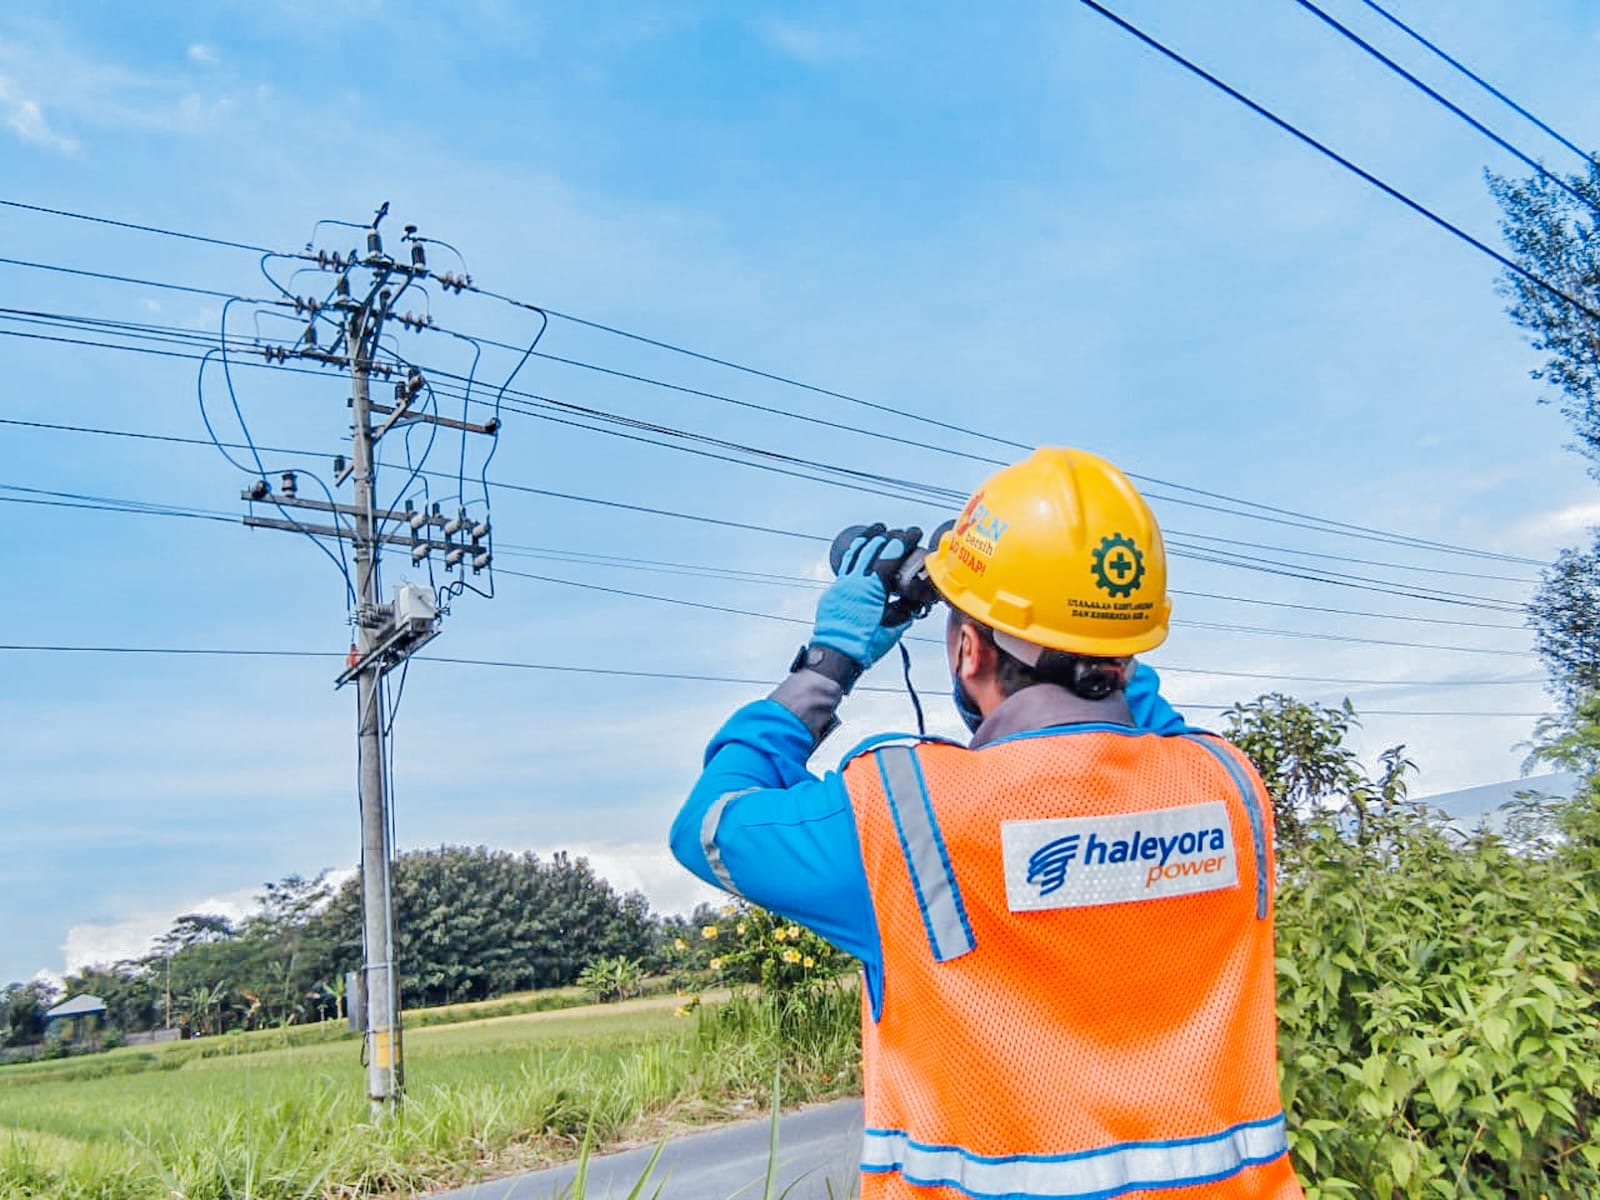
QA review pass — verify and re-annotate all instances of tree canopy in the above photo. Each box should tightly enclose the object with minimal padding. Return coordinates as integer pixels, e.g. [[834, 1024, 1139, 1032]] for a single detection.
[[1489, 160, 1600, 476]]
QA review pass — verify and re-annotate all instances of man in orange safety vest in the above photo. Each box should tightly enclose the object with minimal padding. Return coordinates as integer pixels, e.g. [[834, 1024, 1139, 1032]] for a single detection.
[[672, 447, 1305, 1199]]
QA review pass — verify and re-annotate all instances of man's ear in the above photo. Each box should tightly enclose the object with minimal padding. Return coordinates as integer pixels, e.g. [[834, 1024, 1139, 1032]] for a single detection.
[[955, 622, 990, 683]]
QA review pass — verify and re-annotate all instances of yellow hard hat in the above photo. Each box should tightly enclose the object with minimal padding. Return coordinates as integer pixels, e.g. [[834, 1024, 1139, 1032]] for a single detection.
[[924, 447, 1171, 658]]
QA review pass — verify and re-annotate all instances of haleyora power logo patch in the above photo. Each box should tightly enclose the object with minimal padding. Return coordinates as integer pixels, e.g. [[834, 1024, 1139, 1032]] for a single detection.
[[1001, 802, 1238, 912]]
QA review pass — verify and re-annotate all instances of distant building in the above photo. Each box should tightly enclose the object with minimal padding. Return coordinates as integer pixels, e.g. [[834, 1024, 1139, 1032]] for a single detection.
[[1417, 772, 1583, 834], [44, 993, 108, 1047]]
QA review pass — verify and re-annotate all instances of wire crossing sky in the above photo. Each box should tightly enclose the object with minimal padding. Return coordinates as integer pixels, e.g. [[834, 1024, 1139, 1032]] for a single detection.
[[0, 0, 1594, 983]]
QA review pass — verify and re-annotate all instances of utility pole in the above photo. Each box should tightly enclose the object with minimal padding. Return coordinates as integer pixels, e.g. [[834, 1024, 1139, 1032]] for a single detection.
[[348, 300, 403, 1110], [233, 204, 500, 1114]]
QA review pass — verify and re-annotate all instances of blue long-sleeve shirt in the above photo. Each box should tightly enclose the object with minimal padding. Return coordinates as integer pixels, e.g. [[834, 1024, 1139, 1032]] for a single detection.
[[669, 664, 1189, 1013]]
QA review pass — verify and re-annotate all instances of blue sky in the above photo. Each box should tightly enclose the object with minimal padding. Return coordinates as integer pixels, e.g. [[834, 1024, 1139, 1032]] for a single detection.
[[3, 1, 1597, 984]]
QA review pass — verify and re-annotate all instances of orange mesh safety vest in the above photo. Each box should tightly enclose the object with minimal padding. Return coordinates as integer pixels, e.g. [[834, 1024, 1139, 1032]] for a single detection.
[[843, 727, 1304, 1200]]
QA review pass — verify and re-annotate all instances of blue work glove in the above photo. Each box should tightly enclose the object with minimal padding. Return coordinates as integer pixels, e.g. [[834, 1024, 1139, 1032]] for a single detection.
[[811, 531, 913, 668]]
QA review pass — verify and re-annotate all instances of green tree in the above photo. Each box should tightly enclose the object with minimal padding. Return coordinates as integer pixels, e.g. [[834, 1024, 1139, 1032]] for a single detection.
[[1222, 694, 1366, 850], [1224, 693, 1416, 853], [236, 872, 333, 1026], [0, 979, 58, 1047], [1526, 532, 1600, 716], [306, 846, 658, 1007], [1488, 160, 1600, 475]]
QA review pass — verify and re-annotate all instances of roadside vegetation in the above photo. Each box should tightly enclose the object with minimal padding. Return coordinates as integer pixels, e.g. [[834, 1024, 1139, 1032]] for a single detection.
[[5, 698, 1596, 1198], [1233, 696, 1600, 1198], [0, 985, 858, 1200]]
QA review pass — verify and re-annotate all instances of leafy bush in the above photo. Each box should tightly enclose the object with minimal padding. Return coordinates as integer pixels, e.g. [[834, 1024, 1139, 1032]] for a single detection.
[[577, 956, 645, 1004], [38, 1030, 67, 1061], [679, 903, 852, 999], [1275, 796, 1599, 1197]]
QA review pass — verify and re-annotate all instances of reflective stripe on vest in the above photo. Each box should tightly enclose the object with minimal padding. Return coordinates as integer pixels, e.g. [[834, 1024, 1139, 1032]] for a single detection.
[[861, 1113, 1290, 1200], [875, 745, 976, 963], [1183, 735, 1269, 919]]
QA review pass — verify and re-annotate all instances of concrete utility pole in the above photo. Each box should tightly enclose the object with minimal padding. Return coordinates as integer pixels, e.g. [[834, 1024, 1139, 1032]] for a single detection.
[[348, 301, 403, 1110], [235, 204, 501, 1114]]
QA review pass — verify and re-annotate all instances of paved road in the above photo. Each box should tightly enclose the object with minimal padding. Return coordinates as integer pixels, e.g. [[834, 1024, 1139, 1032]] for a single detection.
[[433, 1098, 863, 1200]]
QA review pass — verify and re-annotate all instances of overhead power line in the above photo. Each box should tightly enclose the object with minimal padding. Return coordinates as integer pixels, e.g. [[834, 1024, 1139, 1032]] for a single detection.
[[0, 229, 1547, 568], [0, 257, 245, 301], [1071, 2, 1600, 329], [489, 540, 1524, 631], [0, 479, 1534, 660], [0, 434, 1531, 634], [498, 566, 1528, 658], [0, 407, 1535, 617], [1291, 0, 1598, 217], [1356, 0, 1593, 163], [481, 309, 1540, 567], [0, 198, 276, 255], [5, 291, 1547, 589], [0, 643, 1550, 717]]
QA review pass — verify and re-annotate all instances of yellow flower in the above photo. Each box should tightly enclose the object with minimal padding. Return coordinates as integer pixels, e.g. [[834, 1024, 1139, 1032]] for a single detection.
[[736, 922, 747, 936], [803, 956, 815, 969], [709, 957, 723, 971], [673, 1006, 689, 1018], [673, 938, 688, 952], [784, 925, 803, 942], [782, 949, 802, 964], [701, 925, 719, 940]]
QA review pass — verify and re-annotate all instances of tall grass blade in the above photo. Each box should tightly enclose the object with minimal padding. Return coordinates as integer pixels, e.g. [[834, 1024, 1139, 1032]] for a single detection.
[[761, 1067, 782, 1200], [621, 1138, 667, 1200]]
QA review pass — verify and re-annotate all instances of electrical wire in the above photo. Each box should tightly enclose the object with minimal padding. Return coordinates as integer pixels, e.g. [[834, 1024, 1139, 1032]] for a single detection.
[[1164, 528, 1536, 584], [0, 258, 244, 300], [0, 241, 1551, 566], [497, 566, 1529, 658], [0, 304, 1545, 621], [0, 198, 278, 254], [0, 399, 1537, 624], [1355, 0, 1593, 164], [1291, 0, 1599, 218], [4, 463, 1534, 666], [0, 643, 1552, 718], [459, 308, 1544, 565], [212, 299, 356, 604], [1071, 0, 1600, 329], [9, 305, 1534, 595]]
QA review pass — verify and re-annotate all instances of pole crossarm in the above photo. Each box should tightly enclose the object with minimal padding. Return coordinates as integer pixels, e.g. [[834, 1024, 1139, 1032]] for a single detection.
[[241, 490, 443, 527], [241, 515, 492, 566]]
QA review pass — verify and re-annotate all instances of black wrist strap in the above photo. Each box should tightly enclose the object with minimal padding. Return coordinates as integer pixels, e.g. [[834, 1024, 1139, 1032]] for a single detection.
[[788, 643, 864, 693]]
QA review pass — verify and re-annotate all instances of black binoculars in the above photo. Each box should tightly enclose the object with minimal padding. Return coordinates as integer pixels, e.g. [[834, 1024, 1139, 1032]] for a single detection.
[[828, 521, 956, 625]]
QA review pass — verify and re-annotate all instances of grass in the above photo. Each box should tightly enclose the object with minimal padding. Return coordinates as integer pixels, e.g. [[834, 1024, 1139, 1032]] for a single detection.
[[0, 986, 861, 1199]]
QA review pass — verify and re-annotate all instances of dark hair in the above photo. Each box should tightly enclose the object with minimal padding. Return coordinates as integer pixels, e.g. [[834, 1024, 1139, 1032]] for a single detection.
[[953, 609, 1130, 701]]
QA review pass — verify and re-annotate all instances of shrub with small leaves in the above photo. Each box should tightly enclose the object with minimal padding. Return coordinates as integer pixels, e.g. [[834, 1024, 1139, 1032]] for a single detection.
[[693, 904, 852, 1000], [1275, 796, 1599, 1198]]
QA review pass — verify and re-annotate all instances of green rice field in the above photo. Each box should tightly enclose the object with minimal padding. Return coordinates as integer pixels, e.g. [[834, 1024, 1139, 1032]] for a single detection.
[[0, 988, 861, 1199]]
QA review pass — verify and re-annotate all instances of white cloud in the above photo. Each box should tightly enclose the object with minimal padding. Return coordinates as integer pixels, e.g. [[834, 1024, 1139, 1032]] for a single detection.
[[61, 887, 260, 974], [0, 33, 254, 142], [0, 73, 78, 154], [187, 43, 218, 65], [1516, 499, 1600, 543], [33, 968, 64, 995], [557, 842, 721, 916]]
